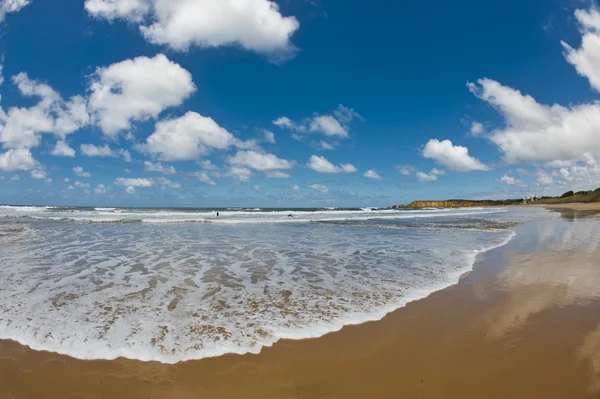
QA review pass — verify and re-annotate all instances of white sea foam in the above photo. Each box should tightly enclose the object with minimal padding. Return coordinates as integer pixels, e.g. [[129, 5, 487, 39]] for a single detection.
[[0, 206, 547, 364]]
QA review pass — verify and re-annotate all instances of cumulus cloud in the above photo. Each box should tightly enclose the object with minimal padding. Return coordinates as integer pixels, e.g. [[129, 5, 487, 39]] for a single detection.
[[273, 105, 363, 139], [536, 169, 555, 186], [85, 0, 299, 59], [228, 150, 293, 171], [416, 168, 445, 182], [0, 0, 31, 22], [193, 170, 215, 185], [88, 54, 195, 136], [84, 0, 149, 22], [562, 8, 600, 92], [265, 171, 290, 178], [319, 140, 335, 150], [0, 148, 37, 171], [309, 183, 329, 193], [306, 155, 357, 174], [80, 143, 114, 157], [0, 73, 89, 149], [263, 130, 276, 144], [144, 161, 175, 175], [363, 169, 382, 180], [465, 8, 600, 178], [51, 141, 75, 157], [228, 166, 252, 182], [115, 177, 153, 193], [10, 174, 19, 180], [422, 139, 490, 171], [95, 184, 107, 194], [470, 121, 485, 136], [73, 166, 91, 178], [396, 165, 414, 176], [30, 169, 47, 179], [141, 111, 234, 161], [497, 174, 524, 187], [73, 181, 90, 188], [290, 184, 300, 191]]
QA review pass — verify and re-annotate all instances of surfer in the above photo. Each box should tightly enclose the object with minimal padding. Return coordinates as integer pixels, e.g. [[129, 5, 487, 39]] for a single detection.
[[217, 212, 220, 217]]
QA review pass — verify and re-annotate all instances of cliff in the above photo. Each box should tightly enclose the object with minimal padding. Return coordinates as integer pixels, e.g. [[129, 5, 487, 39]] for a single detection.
[[398, 200, 522, 208]]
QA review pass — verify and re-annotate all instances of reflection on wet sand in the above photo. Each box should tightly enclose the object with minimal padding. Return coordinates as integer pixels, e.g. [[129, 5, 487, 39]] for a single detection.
[[483, 209, 600, 392]]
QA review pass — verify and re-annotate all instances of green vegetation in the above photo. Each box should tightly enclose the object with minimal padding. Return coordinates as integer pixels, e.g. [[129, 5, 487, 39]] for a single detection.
[[398, 188, 600, 208], [534, 190, 600, 204]]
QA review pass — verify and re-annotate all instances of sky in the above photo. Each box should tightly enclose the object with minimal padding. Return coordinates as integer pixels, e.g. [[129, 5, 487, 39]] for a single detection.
[[0, 0, 600, 207]]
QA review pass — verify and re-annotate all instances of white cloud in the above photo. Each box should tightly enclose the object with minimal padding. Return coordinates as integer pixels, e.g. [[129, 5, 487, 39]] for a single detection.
[[64, 177, 69, 183], [193, 171, 215, 185], [309, 115, 348, 137], [272, 116, 296, 129], [229, 150, 293, 171], [516, 168, 529, 176], [95, 184, 107, 194], [115, 176, 153, 193], [121, 149, 132, 163], [396, 165, 414, 176], [10, 174, 19, 180], [51, 141, 75, 157], [416, 169, 445, 182], [309, 183, 329, 193], [562, 8, 600, 92], [497, 174, 524, 187], [198, 160, 218, 171], [0, 73, 89, 149], [228, 166, 252, 182], [470, 121, 485, 136], [468, 13, 600, 169], [155, 176, 181, 188], [422, 139, 489, 171], [273, 105, 362, 139], [74, 181, 90, 188], [263, 130, 276, 144], [265, 171, 290, 178], [0, 0, 31, 22], [144, 161, 175, 175], [416, 171, 437, 182], [363, 169, 382, 180], [88, 54, 195, 136], [306, 155, 357, 174], [73, 166, 91, 178], [115, 177, 153, 187], [319, 140, 335, 150], [536, 169, 555, 186], [142, 111, 234, 161], [290, 184, 300, 191], [84, 0, 149, 22], [80, 143, 114, 157], [0, 148, 36, 171], [30, 169, 47, 179], [86, 0, 299, 59], [252, 184, 261, 192]]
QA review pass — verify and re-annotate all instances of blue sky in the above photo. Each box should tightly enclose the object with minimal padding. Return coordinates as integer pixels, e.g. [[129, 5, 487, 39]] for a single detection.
[[0, 0, 599, 207]]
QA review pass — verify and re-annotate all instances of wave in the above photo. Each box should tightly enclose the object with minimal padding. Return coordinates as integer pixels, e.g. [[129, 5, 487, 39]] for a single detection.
[[0, 229, 516, 364]]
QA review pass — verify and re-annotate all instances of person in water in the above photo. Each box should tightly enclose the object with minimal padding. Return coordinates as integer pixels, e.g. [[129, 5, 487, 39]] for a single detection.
[[288, 214, 293, 217], [217, 212, 220, 217]]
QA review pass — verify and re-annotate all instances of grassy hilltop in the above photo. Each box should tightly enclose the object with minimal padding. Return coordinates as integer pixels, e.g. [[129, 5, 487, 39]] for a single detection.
[[397, 188, 600, 208]]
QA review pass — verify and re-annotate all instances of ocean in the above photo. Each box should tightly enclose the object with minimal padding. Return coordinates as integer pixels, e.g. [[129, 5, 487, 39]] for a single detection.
[[0, 205, 554, 363]]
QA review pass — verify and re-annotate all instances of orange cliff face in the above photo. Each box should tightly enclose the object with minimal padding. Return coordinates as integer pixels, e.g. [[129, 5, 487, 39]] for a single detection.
[[398, 201, 508, 208]]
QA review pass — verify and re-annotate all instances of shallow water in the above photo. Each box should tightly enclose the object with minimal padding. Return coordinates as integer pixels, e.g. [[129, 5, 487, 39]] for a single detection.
[[0, 205, 553, 363]]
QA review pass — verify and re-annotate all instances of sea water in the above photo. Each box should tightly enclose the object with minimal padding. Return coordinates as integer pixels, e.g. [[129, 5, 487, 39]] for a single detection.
[[0, 205, 553, 363]]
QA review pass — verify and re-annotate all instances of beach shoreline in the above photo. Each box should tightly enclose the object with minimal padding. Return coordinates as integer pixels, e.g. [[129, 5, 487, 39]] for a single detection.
[[1, 206, 600, 398]]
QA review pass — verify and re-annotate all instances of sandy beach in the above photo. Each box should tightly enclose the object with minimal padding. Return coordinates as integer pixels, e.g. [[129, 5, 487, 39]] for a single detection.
[[1, 206, 600, 398]]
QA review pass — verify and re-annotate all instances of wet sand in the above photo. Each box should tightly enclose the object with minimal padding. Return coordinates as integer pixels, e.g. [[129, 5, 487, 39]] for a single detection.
[[2, 207, 600, 398]]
